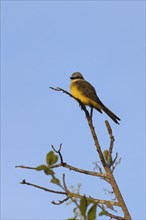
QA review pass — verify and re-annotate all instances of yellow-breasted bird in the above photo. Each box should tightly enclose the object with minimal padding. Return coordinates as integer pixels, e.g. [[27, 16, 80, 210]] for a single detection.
[[70, 72, 120, 124]]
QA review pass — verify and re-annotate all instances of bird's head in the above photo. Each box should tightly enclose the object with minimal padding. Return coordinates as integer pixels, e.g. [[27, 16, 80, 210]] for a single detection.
[[70, 72, 84, 80]]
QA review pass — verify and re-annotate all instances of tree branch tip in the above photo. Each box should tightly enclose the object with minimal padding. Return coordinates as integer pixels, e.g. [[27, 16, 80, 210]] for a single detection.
[[59, 143, 63, 150], [20, 179, 26, 184], [51, 143, 62, 153], [62, 173, 69, 193], [51, 145, 56, 152], [51, 197, 69, 205], [49, 86, 61, 91], [105, 120, 113, 136], [15, 165, 24, 168]]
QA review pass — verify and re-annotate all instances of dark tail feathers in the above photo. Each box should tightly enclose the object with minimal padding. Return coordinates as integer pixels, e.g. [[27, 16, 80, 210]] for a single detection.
[[102, 105, 120, 124]]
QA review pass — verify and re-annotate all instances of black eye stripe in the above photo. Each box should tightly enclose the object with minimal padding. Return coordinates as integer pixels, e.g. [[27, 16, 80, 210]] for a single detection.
[[72, 76, 82, 79]]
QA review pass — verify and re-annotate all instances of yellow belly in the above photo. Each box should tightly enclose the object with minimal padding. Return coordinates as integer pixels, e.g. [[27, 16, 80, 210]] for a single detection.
[[70, 82, 98, 108]]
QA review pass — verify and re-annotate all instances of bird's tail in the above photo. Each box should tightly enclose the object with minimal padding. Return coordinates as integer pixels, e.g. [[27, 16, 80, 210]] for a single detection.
[[102, 105, 120, 124]]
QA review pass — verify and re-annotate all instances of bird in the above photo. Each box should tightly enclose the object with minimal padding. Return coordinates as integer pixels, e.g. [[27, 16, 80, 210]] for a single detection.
[[70, 72, 120, 124]]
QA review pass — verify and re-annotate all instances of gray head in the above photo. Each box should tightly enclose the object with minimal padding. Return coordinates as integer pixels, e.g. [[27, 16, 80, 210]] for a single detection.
[[70, 72, 84, 80]]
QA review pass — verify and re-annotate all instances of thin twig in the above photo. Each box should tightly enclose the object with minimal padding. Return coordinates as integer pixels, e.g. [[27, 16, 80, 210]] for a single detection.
[[51, 197, 69, 205], [112, 157, 122, 173], [20, 180, 66, 195], [16, 165, 36, 170], [98, 204, 125, 220], [105, 120, 115, 167], [52, 144, 65, 165], [50, 87, 90, 117]]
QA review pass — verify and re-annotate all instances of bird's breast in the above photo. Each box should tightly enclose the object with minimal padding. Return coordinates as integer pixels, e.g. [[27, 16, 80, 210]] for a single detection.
[[70, 81, 91, 105]]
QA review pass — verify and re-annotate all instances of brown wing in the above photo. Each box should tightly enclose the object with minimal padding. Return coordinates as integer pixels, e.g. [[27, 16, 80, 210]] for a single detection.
[[74, 80, 120, 124], [74, 80, 104, 106]]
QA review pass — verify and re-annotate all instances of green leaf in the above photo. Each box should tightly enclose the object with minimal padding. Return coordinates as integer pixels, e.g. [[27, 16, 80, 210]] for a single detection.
[[103, 150, 109, 161], [44, 169, 54, 175], [35, 164, 48, 171], [98, 210, 107, 216], [35, 164, 54, 175], [51, 177, 60, 186], [46, 151, 58, 165], [80, 196, 88, 216], [86, 197, 92, 206], [87, 204, 97, 220]]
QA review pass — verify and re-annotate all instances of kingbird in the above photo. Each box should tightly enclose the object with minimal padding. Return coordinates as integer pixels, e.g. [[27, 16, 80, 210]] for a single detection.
[[70, 72, 120, 124]]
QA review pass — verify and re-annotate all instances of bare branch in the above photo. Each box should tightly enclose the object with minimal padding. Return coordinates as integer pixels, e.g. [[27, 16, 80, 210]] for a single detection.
[[62, 174, 67, 189], [98, 204, 125, 220], [16, 165, 36, 170], [50, 87, 73, 98], [20, 180, 66, 195], [105, 120, 115, 167], [51, 197, 69, 205], [89, 196, 119, 207], [93, 161, 103, 174], [50, 87, 90, 117], [112, 152, 119, 166], [85, 111, 131, 219], [112, 157, 122, 173], [51, 144, 65, 165]]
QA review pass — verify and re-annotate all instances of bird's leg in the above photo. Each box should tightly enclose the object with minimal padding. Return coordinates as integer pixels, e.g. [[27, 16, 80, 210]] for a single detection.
[[90, 107, 93, 120]]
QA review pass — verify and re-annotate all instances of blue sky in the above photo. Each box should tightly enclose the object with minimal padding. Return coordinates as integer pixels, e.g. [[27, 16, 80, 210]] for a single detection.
[[1, 1, 145, 220]]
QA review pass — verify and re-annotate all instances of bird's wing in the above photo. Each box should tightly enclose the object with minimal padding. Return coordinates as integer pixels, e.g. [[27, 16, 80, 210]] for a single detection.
[[75, 80, 104, 106], [74, 80, 120, 124]]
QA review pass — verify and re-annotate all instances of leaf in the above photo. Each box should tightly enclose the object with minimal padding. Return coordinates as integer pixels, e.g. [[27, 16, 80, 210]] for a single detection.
[[103, 150, 109, 161], [35, 164, 48, 171], [46, 151, 58, 166], [44, 169, 54, 175], [51, 177, 60, 186], [86, 197, 92, 206], [98, 210, 107, 216], [80, 196, 88, 216], [35, 164, 54, 175], [87, 204, 97, 220]]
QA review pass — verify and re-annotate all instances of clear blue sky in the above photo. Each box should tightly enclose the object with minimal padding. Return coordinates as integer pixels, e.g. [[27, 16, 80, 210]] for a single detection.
[[1, 1, 145, 220]]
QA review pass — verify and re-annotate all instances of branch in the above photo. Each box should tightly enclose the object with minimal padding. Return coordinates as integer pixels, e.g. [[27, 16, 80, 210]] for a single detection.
[[16, 165, 36, 170], [62, 174, 119, 207], [105, 120, 115, 166], [111, 156, 122, 173], [50, 87, 131, 220], [16, 163, 107, 179], [20, 179, 66, 195], [51, 145, 108, 179], [20, 177, 119, 208], [87, 117, 131, 219], [50, 87, 90, 117], [98, 204, 125, 220], [51, 197, 69, 205], [51, 144, 65, 165]]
